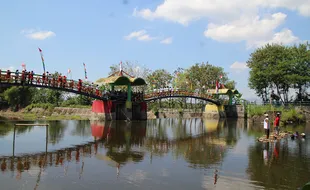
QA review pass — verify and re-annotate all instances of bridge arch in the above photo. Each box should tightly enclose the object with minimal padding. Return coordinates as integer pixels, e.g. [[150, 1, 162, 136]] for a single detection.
[[144, 95, 220, 105]]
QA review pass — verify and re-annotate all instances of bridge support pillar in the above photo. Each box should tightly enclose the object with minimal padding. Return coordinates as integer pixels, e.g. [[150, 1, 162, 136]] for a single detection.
[[224, 105, 245, 118], [203, 104, 226, 119], [91, 100, 115, 120], [91, 100, 147, 121]]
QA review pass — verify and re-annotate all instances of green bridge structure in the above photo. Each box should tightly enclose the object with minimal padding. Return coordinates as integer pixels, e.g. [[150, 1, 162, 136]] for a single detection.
[[0, 69, 242, 120]]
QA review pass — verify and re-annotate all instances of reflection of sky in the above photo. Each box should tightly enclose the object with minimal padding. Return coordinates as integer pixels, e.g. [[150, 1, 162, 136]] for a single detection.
[[0, 121, 93, 157], [147, 118, 205, 140], [0, 120, 309, 190]]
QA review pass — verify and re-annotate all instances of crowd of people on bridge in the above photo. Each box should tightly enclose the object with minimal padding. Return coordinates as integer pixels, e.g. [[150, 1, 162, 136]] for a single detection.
[[0, 69, 144, 101]]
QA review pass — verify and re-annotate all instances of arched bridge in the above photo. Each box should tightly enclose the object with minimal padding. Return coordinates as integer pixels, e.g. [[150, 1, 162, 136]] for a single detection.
[[0, 70, 143, 102], [144, 90, 221, 105]]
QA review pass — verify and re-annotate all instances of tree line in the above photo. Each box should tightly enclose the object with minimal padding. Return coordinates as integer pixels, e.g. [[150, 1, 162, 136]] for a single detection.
[[248, 43, 310, 104]]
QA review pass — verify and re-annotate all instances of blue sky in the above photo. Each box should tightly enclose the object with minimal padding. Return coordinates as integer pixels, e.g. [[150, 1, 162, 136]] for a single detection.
[[0, 0, 309, 100]]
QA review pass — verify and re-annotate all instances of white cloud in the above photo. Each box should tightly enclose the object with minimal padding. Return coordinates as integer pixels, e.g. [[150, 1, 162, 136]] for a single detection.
[[21, 29, 56, 40], [134, 0, 308, 48], [138, 34, 155, 41], [134, 0, 310, 25], [124, 30, 147, 40], [204, 13, 299, 48], [230, 61, 248, 71], [160, 37, 173, 44], [250, 29, 299, 48], [124, 30, 156, 41]]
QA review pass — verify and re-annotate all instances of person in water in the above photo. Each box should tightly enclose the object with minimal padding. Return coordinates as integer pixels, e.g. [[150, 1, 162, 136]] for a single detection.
[[264, 114, 270, 139], [274, 112, 280, 136]]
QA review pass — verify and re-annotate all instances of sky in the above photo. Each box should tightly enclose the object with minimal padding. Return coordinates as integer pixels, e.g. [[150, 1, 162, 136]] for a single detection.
[[0, 0, 309, 100]]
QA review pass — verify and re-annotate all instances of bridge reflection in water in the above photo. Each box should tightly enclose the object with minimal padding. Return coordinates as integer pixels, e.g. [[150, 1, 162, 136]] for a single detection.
[[0, 118, 233, 173]]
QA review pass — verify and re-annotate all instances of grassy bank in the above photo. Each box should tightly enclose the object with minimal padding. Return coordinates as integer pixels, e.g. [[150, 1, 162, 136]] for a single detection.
[[0, 103, 91, 121], [0, 112, 88, 121], [247, 104, 305, 123]]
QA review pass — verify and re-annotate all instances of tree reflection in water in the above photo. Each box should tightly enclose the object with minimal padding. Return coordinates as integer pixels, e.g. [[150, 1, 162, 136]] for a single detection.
[[48, 121, 68, 144], [247, 134, 310, 189], [0, 118, 242, 187]]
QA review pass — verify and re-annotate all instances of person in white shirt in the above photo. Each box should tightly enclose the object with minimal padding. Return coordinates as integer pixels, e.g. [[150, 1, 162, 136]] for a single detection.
[[264, 114, 270, 139]]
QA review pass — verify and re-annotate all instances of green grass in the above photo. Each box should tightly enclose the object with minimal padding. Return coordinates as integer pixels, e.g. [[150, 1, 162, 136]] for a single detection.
[[247, 104, 274, 117], [24, 103, 54, 112], [247, 104, 305, 123]]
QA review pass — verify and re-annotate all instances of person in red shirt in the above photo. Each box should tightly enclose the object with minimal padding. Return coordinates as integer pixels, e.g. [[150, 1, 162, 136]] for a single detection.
[[274, 112, 280, 135]]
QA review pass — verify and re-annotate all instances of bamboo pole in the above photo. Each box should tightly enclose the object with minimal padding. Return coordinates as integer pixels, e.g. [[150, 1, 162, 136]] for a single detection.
[[14, 124, 49, 126]]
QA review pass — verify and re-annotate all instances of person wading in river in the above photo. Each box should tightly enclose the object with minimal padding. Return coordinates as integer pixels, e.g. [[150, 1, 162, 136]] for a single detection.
[[274, 113, 280, 136], [264, 114, 270, 139]]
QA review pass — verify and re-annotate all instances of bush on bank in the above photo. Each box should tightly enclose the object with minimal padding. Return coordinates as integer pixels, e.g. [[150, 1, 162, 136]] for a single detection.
[[24, 103, 54, 112], [247, 104, 305, 123]]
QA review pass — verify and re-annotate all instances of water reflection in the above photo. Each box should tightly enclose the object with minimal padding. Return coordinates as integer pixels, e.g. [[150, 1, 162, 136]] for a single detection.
[[247, 132, 310, 189], [0, 118, 233, 173], [0, 119, 308, 189]]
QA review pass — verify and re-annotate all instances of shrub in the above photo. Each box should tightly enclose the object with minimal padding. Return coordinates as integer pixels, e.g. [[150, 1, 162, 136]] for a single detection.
[[24, 103, 54, 112]]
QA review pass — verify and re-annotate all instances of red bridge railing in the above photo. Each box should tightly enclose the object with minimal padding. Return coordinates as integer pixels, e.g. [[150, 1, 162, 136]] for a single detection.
[[0, 70, 144, 101]]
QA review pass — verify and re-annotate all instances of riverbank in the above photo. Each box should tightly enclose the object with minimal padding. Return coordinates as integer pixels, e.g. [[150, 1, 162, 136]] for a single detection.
[[247, 104, 310, 124], [0, 107, 91, 120], [1, 104, 309, 122]]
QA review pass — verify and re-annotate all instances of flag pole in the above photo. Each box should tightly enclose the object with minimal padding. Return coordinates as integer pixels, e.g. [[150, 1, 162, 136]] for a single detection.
[[38, 48, 46, 73], [83, 63, 88, 81]]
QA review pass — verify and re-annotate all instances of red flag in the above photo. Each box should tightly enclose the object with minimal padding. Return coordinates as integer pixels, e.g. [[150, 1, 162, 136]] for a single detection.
[[38, 47, 45, 73], [216, 81, 219, 93]]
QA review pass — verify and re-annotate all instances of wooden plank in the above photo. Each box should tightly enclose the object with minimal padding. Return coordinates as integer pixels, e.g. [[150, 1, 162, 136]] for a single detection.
[[14, 124, 49, 126]]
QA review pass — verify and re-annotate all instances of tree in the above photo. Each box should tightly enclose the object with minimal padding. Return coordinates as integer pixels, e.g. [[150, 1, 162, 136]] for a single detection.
[[247, 43, 310, 103], [109, 61, 151, 79], [3, 86, 34, 110], [289, 43, 310, 101], [146, 69, 172, 90], [32, 88, 64, 106], [175, 62, 235, 92]]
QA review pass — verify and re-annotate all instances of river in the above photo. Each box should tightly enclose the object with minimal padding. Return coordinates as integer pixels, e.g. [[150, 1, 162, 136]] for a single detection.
[[0, 118, 309, 190]]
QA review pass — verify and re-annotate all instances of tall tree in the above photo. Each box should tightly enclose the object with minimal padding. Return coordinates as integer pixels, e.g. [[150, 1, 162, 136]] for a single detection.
[[175, 62, 234, 92], [3, 86, 34, 110], [146, 69, 172, 90], [109, 61, 151, 79], [247, 43, 310, 103], [288, 43, 310, 101]]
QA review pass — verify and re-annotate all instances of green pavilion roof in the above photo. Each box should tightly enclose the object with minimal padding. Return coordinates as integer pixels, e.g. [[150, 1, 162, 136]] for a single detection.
[[95, 75, 146, 86]]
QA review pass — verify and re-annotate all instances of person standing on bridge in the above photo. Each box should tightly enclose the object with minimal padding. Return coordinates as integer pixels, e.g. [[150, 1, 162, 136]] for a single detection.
[[48, 73, 52, 86], [21, 70, 25, 85], [15, 70, 19, 83], [58, 74, 62, 87], [25, 70, 28, 84], [264, 114, 270, 139], [42, 72, 46, 86], [6, 70, 11, 82], [26, 71, 30, 84], [63, 75, 67, 88], [77, 79, 82, 92], [29, 71, 34, 84], [45, 71, 49, 85]]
